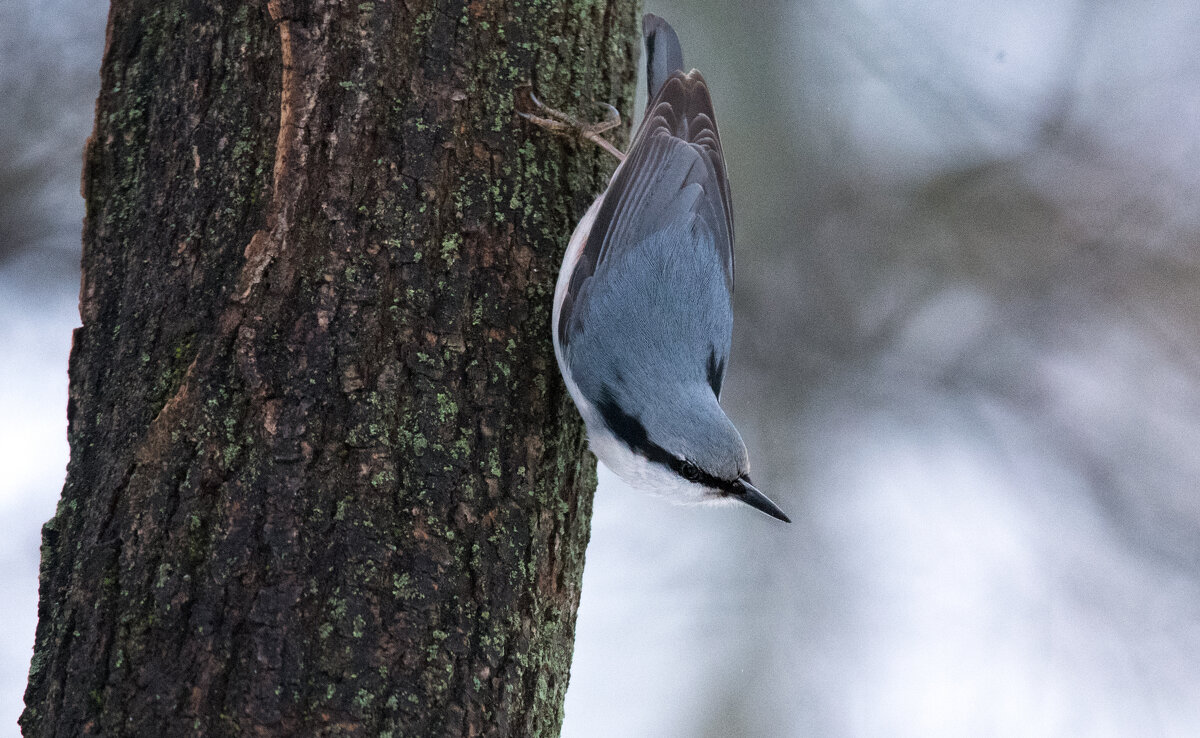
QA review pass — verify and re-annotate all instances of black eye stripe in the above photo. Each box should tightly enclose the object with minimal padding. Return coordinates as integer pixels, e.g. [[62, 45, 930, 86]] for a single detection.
[[596, 386, 676, 467], [668, 457, 741, 493]]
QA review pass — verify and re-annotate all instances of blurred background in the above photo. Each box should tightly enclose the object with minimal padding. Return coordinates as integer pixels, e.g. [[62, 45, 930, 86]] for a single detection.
[[1, 0, 110, 732], [3, 0, 1200, 735]]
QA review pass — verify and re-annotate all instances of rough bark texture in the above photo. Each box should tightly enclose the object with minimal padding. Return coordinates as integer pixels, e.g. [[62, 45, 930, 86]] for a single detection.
[[21, 1, 637, 735]]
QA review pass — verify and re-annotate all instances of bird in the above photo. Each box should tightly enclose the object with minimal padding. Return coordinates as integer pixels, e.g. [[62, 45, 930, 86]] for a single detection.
[[524, 14, 789, 523]]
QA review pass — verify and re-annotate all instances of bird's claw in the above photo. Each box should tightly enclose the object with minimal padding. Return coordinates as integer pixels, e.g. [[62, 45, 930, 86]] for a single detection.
[[515, 85, 626, 162]]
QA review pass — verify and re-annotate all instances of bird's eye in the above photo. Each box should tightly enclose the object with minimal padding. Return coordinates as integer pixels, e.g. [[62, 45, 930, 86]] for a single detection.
[[678, 460, 704, 483]]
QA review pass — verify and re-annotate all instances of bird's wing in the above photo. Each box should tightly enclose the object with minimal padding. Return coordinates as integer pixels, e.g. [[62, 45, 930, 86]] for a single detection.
[[557, 70, 733, 350]]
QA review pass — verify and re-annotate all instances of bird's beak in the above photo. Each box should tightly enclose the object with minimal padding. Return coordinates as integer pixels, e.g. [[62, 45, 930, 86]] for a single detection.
[[735, 476, 791, 523]]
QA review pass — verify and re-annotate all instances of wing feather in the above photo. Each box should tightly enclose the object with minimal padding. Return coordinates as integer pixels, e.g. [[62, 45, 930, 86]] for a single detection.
[[558, 71, 734, 349]]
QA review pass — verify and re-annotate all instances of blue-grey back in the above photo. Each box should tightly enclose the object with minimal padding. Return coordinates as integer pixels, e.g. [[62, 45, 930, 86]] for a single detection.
[[567, 218, 732, 412]]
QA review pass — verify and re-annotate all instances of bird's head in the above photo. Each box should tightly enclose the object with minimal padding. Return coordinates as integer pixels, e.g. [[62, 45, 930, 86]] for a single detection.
[[590, 382, 790, 522]]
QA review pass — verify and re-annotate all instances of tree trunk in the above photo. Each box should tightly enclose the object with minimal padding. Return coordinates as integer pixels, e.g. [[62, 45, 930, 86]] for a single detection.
[[21, 1, 637, 735]]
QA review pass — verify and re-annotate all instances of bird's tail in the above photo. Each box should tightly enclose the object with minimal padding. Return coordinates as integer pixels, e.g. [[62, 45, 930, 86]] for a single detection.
[[643, 14, 684, 108]]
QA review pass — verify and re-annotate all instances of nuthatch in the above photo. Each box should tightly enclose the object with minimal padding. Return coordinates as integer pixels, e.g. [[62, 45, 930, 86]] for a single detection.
[[522, 15, 790, 522]]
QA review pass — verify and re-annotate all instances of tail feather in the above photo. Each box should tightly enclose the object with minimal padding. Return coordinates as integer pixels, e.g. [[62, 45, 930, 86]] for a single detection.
[[643, 14, 684, 107]]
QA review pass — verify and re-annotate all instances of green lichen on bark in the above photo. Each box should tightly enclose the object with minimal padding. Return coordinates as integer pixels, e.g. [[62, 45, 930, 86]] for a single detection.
[[22, 0, 638, 736]]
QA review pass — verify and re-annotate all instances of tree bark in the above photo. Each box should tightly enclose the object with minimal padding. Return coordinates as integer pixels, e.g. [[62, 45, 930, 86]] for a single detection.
[[21, 1, 637, 735]]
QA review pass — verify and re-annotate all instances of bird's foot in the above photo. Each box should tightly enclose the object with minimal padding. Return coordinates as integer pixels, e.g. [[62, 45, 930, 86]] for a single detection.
[[516, 86, 626, 162]]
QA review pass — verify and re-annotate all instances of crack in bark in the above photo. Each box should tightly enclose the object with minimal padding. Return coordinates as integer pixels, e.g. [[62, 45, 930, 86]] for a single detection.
[[235, 1, 333, 306]]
